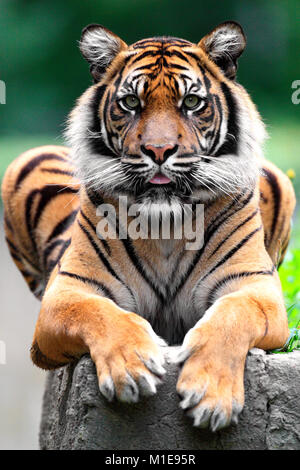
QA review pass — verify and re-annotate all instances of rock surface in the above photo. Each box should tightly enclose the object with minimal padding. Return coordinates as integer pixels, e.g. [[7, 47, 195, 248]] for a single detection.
[[39, 348, 300, 450]]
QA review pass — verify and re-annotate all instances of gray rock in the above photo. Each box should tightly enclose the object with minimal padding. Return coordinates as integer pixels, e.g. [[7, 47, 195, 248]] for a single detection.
[[39, 348, 300, 450]]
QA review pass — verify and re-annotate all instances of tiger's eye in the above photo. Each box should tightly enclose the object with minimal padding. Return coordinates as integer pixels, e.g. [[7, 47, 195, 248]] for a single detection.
[[183, 94, 200, 109], [124, 95, 140, 110]]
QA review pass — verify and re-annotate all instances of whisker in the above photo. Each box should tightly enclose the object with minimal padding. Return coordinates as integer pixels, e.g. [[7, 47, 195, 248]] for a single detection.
[[64, 194, 80, 209]]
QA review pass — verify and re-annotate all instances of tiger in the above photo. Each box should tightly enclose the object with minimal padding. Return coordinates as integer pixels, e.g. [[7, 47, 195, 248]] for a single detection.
[[2, 21, 296, 432]]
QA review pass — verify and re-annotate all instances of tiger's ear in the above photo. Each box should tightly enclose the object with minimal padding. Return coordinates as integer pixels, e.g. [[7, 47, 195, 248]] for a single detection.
[[198, 21, 246, 80], [79, 24, 128, 82]]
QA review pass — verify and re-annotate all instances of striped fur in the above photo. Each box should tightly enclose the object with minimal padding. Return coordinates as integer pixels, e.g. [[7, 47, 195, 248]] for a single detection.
[[1, 22, 296, 431]]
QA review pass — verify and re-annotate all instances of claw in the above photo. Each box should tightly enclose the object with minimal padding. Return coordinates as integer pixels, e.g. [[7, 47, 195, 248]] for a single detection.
[[119, 372, 139, 403], [210, 406, 229, 432], [179, 388, 206, 410], [190, 406, 212, 428], [139, 355, 166, 377], [167, 345, 191, 365], [99, 375, 115, 402], [138, 373, 159, 397], [231, 400, 243, 425]]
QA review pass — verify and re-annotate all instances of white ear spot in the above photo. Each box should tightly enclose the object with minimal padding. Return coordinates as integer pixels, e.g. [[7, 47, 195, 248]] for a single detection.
[[199, 21, 246, 79], [79, 24, 127, 78], [204, 24, 245, 60]]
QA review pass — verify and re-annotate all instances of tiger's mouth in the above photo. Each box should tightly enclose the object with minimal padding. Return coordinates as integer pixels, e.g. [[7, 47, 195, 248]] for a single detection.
[[132, 177, 192, 205], [149, 173, 172, 185]]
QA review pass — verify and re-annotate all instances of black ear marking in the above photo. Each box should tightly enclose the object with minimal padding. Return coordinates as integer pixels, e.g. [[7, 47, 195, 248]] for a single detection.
[[199, 21, 246, 80]]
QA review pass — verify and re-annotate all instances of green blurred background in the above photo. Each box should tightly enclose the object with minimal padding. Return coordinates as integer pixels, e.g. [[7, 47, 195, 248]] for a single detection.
[[0, 0, 299, 449]]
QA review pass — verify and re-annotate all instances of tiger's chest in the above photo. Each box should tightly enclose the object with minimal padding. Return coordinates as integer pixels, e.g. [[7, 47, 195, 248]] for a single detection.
[[113, 239, 209, 345]]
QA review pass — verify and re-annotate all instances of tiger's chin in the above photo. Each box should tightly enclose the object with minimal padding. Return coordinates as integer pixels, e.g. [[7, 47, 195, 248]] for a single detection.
[[131, 182, 217, 204], [101, 181, 217, 221]]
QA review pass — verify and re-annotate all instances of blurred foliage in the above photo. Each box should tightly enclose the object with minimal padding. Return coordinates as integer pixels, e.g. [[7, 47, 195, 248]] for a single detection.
[[279, 248, 300, 330], [278, 244, 300, 349]]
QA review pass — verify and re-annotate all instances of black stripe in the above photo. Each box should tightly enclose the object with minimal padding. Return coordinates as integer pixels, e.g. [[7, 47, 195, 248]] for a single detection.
[[86, 187, 104, 207], [77, 220, 123, 285], [48, 239, 71, 272], [10, 251, 22, 263], [133, 38, 192, 48], [103, 92, 115, 150], [59, 270, 116, 302], [144, 81, 161, 97], [46, 209, 78, 244], [120, 236, 166, 302], [164, 49, 192, 64], [41, 168, 74, 176], [32, 185, 78, 229], [214, 82, 239, 156], [28, 279, 38, 293], [262, 168, 281, 240], [4, 214, 14, 233], [133, 63, 158, 72], [5, 237, 19, 254], [130, 50, 159, 64], [25, 189, 39, 252], [184, 51, 202, 63], [25, 185, 77, 254], [202, 225, 263, 282], [20, 268, 34, 278], [208, 94, 223, 155], [206, 191, 253, 242], [205, 265, 275, 309], [110, 211, 166, 301], [208, 209, 259, 259], [173, 162, 195, 168], [15, 154, 67, 190], [5, 235, 40, 272], [87, 188, 165, 302], [171, 191, 254, 299], [43, 239, 66, 267], [80, 209, 111, 255], [89, 85, 116, 158]]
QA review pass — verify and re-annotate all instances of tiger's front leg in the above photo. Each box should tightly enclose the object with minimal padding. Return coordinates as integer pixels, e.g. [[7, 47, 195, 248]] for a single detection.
[[172, 277, 289, 431], [31, 274, 166, 403]]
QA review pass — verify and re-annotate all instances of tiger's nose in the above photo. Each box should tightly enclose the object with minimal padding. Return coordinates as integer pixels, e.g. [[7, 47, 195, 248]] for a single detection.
[[141, 144, 178, 164]]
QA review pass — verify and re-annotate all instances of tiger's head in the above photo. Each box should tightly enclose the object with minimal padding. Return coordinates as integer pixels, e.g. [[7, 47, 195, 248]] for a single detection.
[[66, 22, 266, 211]]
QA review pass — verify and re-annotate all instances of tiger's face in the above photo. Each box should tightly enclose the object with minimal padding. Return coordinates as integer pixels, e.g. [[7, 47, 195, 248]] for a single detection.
[[67, 22, 266, 211]]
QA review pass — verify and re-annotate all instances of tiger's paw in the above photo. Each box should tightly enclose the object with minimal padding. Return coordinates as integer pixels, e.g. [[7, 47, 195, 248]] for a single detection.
[[170, 331, 245, 431], [90, 313, 167, 403]]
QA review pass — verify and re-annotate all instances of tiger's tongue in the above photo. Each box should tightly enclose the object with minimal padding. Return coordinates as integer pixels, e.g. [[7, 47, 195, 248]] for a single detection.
[[149, 173, 171, 184]]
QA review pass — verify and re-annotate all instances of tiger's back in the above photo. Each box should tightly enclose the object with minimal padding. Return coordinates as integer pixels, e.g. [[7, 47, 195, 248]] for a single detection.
[[1, 145, 79, 298]]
